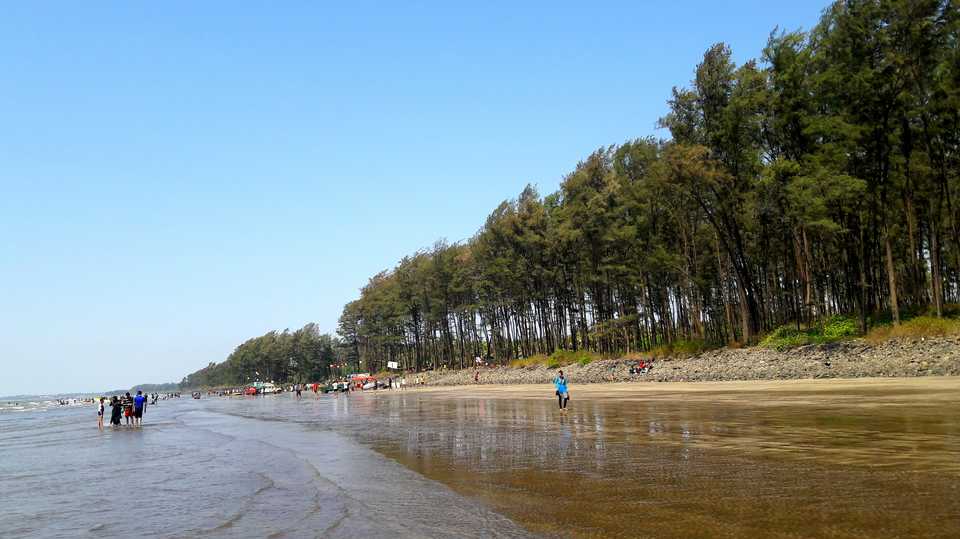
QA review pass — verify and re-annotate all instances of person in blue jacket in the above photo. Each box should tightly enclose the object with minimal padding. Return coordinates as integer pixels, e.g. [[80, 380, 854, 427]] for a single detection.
[[554, 370, 570, 413], [133, 390, 146, 427]]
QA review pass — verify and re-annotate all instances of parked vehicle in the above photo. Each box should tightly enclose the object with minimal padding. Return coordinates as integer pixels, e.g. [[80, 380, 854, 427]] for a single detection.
[[259, 383, 281, 394]]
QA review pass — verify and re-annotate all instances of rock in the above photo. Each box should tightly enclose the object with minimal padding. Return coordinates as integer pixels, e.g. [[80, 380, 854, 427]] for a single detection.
[[421, 337, 960, 386]]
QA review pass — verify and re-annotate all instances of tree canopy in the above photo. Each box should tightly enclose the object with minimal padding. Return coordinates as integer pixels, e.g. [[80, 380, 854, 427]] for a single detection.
[[336, 0, 960, 373], [181, 324, 342, 388]]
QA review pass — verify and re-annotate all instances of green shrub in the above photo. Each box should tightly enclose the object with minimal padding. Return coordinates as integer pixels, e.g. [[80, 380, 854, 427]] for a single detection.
[[822, 316, 858, 339], [760, 316, 858, 350]]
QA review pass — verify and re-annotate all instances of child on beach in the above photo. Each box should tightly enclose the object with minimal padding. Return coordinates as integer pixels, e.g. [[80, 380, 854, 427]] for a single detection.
[[97, 397, 105, 430], [554, 371, 569, 413]]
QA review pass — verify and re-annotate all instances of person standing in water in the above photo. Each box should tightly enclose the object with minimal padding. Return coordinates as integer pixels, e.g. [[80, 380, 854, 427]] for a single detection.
[[133, 390, 146, 427], [109, 396, 123, 427], [97, 397, 105, 430], [121, 392, 134, 426], [554, 370, 570, 413]]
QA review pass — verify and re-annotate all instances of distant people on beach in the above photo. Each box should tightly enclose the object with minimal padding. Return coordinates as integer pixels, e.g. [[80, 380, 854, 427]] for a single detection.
[[474, 369, 480, 384], [629, 360, 653, 375], [294, 383, 302, 399], [554, 371, 570, 414], [99, 392, 149, 429]]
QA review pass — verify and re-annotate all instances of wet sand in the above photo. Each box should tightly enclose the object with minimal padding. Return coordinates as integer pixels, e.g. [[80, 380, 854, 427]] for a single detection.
[[362, 377, 960, 538]]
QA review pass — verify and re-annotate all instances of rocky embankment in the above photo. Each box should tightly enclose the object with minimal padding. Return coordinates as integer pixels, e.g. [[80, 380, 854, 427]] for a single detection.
[[422, 337, 960, 386]]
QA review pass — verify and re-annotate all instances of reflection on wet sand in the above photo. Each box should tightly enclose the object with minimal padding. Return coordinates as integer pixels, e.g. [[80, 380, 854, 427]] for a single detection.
[[351, 378, 960, 538]]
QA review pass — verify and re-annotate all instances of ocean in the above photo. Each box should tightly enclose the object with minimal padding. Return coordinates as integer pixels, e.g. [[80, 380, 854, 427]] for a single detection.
[[0, 395, 528, 538]]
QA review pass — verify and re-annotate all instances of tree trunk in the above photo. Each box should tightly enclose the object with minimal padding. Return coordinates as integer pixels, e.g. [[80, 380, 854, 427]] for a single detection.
[[931, 224, 944, 318], [884, 234, 900, 325]]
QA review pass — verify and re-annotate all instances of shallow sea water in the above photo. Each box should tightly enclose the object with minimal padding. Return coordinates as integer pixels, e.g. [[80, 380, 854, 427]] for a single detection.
[[2, 377, 958, 538], [0, 397, 528, 538]]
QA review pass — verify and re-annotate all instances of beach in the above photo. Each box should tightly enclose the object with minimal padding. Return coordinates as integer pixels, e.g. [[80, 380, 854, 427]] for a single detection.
[[3, 376, 959, 537], [370, 377, 960, 537]]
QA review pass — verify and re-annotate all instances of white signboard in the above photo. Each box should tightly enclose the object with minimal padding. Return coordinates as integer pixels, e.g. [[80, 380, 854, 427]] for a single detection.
[[387, 361, 399, 369]]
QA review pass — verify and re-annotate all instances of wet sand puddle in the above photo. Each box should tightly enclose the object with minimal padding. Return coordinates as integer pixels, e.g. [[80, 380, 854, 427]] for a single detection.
[[344, 378, 960, 538]]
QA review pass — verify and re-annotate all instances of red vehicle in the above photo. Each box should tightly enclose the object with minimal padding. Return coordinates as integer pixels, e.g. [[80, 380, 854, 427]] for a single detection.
[[244, 387, 257, 396]]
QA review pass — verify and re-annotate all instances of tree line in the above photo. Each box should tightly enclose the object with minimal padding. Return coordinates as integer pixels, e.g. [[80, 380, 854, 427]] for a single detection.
[[181, 323, 342, 388], [336, 0, 960, 374]]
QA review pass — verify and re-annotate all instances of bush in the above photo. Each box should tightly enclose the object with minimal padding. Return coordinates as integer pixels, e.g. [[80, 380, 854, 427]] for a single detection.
[[865, 316, 960, 344], [760, 316, 858, 350], [509, 355, 549, 368], [648, 339, 710, 358], [822, 316, 858, 339], [507, 350, 600, 369]]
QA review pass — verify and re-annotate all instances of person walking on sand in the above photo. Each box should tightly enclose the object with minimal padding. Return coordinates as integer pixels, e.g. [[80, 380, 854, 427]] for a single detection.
[[554, 370, 570, 413], [474, 368, 480, 384], [133, 390, 146, 427], [97, 397, 105, 430], [295, 383, 302, 400]]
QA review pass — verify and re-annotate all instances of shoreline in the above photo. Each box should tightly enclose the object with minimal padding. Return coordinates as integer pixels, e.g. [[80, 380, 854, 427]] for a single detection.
[[417, 336, 960, 386], [406, 375, 960, 398]]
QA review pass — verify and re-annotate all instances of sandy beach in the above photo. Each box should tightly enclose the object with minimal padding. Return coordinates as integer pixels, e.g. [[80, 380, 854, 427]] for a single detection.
[[366, 375, 960, 537], [412, 374, 960, 399]]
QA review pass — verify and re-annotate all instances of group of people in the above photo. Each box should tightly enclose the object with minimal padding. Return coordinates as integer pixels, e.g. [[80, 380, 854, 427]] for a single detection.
[[629, 359, 654, 375], [387, 376, 408, 390], [97, 390, 150, 429], [292, 383, 323, 399]]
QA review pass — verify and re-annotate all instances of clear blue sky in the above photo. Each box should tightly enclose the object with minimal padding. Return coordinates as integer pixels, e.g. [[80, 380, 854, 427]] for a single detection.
[[0, 1, 826, 396]]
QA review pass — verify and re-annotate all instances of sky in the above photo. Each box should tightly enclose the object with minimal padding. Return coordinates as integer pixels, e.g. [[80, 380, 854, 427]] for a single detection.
[[0, 0, 827, 396]]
